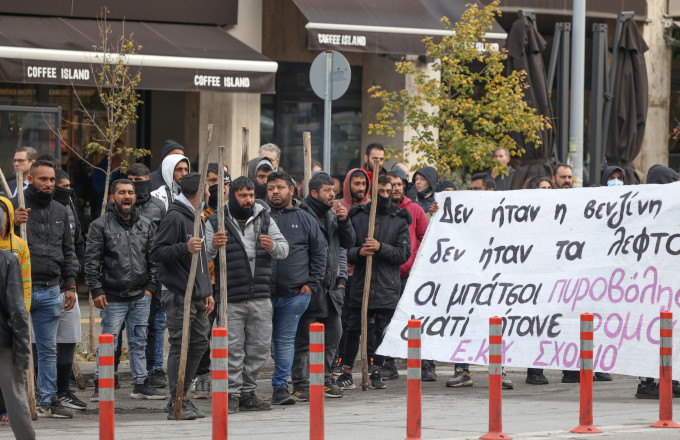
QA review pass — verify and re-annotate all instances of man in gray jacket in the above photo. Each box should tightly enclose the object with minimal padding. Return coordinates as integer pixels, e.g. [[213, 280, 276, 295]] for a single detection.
[[0, 210, 35, 440]]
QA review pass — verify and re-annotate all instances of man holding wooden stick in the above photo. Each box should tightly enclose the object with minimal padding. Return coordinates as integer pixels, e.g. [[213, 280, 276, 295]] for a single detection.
[[336, 174, 411, 391], [150, 173, 214, 420]]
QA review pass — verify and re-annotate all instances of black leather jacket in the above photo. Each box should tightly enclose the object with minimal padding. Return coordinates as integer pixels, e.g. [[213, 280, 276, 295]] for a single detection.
[[85, 204, 159, 301], [0, 251, 31, 369]]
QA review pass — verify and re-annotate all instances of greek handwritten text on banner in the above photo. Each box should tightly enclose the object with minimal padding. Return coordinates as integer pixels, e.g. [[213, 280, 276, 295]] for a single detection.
[[378, 184, 680, 379]]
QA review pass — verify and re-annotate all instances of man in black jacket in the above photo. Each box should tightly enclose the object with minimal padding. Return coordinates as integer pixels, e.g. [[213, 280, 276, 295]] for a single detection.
[[336, 175, 411, 391], [206, 176, 288, 414], [151, 173, 215, 420], [0, 212, 35, 440], [264, 171, 327, 405], [12, 160, 77, 419], [86, 179, 164, 402], [292, 172, 355, 400], [127, 163, 168, 388]]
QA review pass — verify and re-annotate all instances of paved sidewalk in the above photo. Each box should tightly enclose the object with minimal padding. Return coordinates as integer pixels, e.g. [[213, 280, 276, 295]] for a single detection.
[[0, 369, 672, 439]]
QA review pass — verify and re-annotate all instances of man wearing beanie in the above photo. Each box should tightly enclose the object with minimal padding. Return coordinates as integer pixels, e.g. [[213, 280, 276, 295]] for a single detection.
[[12, 160, 77, 418], [206, 176, 288, 414], [151, 172, 214, 420], [150, 140, 186, 191]]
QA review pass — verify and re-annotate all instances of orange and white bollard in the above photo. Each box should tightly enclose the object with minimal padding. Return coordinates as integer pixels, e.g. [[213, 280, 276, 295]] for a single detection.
[[310, 323, 325, 440], [651, 311, 680, 428], [212, 327, 229, 440], [481, 317, 510, 440], [99, 333, 115, 440], [571, 313, 602, 434], [406, 319, 422, 440]]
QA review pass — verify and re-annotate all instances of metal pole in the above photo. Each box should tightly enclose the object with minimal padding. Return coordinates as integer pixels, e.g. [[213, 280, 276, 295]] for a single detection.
[[323, 51, 333, 174], [568, 0, 585, 187], [588, 24, 608, 186]]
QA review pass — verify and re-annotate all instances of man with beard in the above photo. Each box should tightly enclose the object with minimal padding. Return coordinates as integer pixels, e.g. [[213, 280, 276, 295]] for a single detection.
[[51, 170, 87, 410], [12, 160, 77, 418], [206, 176, 288, 414], [150, 154, 190, 210], [127, 163, 168, 388], [263, 171, 326, 405], [86, 179, 164, 402], [151, 173, 215, 420], [360, 143, 387, 184], [336, 175, 411, 390], [292, 172, 355, 401], [251, 158, 274, 200], [382, 171, 430, 380], [552, 164, 574, 189]]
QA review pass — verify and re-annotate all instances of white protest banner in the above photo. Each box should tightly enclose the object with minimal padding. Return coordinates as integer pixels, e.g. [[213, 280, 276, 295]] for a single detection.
[[378, 183, 680, 379]]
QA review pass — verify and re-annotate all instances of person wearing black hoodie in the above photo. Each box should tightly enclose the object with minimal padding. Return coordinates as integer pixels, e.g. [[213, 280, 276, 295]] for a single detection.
[[601, 166, 626, 186], [149, 140, 186, 191], [150, 173, 215, 420], [412, 166, 438, 213], [292, 172, 355, 400], [336, 174, 411, 391], [127, 163, 168, 388], [12, 160, 77, 419], [646, 164, 679, 184]]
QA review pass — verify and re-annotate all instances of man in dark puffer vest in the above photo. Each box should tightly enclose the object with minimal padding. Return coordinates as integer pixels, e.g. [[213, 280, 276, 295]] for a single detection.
[[206, 176, 288, 414]]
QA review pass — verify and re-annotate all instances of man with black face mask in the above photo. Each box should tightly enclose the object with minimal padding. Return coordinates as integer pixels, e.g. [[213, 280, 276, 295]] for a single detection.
[[12, 160, 77, 418], [206, 176, 288, 414], [249, 158, 274, 200], [127, 163, 168, 388], [336, 175, 411, 391]]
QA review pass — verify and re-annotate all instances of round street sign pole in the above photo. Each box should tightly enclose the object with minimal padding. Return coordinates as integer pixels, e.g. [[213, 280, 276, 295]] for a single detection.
[[310, 50, 351, 174]]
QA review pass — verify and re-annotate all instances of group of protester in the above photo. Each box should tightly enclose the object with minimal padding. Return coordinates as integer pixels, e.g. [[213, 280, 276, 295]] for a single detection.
[[0, 140, 679, 437]]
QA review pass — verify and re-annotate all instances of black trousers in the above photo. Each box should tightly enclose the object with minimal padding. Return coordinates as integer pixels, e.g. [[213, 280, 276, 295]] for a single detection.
[[291, 303, 342, 387], [342, 307, 395, 370]]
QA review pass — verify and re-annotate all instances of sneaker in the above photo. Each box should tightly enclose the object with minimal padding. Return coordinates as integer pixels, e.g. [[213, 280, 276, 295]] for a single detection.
[[228, 395, 240, 414], [594, 372, 612, 381], [561, 373, 580, 384], [446, 368, 473, 387], [57, 390, 87, 410], [501, 371, 513, 390], [193, 373, 211, 399], [336, 371, 355, 390], [526, 374, 549, 385], [369, 370, 386, 389], [37, 395, 73, 419], [130, 378, 167, 400], [90, 379, 99, 402], [332, 357, 343, 376], [292, 385, 310, 402], [382, 360, 400, 381], [166, 400, 198, 420], [635, 382, 660, 399], [239, 392, 272, 411], [421, 361, 437, 382], [149, 369, 168, 388], [271, 384, 296, 405], [185, 399, 206, 418], [324, 380, 343, 398]]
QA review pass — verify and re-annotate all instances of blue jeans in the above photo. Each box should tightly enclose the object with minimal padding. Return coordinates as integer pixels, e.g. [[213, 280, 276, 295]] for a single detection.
[[31, 285, 63, 405], [95, 295, 151, 384], [154, 305, 166, 370], [271, 293, 311, 389]]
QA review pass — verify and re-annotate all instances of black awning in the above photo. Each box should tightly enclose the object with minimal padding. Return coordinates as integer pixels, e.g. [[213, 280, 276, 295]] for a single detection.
[[0, 16, 277, 93], [293, 0, 507, 55]]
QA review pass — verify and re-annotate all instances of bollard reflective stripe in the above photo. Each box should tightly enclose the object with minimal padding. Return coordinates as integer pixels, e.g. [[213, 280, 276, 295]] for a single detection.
[[310, 323, 325, 440], [212, 327, 228, 440], [99, 333, 115, 440], [480, 317, 510, 440], [406, 319, 422, 440], [652, 311, 679, 429]]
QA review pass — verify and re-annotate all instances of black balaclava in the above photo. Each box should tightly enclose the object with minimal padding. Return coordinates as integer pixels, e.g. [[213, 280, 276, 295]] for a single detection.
[[376, 193, 392, 213], [133, 180, 151, 205], [208, 183, 219, 211], [53, 186, 72, 206], [228, 187, 254, 220], [25, 184, 53, 208]]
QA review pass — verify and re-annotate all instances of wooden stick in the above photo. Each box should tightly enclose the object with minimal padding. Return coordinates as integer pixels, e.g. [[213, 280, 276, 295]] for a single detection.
[[303, 132, 312, 197], [217, 145, 228, 326], [175, 123, 213, 420], [15, 170, 37, 420], [0, 167, 11, 196], [241, 127, 249, 178], [88, 296, 97, 355], [360, 159, 380, 391]]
